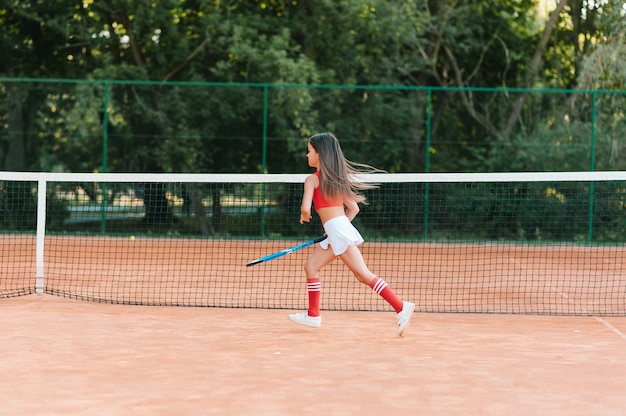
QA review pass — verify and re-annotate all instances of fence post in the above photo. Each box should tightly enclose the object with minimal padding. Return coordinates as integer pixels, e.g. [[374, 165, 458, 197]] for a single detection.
[[423, 88, 432, 240], [259, 84, 269, 237], [100, 81, 111, 235], [102, 81, 110, 173], [587, 91, 597, 242]]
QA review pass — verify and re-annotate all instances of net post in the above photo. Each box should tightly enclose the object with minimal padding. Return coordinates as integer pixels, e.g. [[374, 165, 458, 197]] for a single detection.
[[35, 175, 47, 295]]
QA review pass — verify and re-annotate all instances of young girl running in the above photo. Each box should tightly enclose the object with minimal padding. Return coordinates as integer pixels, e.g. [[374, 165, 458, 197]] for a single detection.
[[288, 132, 415, 336]]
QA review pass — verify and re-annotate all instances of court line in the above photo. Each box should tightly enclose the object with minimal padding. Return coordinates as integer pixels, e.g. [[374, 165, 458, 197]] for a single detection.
[[508, 256, 626, 342], [593, 317, 626, 341], [557, 291, 626, 342]]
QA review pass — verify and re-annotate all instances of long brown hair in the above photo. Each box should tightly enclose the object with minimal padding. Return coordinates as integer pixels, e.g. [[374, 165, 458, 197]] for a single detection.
[[308, 132, 380, 204]]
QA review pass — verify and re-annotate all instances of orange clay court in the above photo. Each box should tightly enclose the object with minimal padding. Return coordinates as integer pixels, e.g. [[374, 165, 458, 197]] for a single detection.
[[1, 235, 626, 415]]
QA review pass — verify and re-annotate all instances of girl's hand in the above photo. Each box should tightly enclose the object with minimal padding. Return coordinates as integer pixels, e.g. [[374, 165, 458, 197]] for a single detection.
[[299, 212, 312, 224]]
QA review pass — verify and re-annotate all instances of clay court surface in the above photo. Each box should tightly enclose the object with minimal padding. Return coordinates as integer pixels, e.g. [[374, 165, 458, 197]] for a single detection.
[[1, 295, 626, 415], [2, 235, 626, 414]]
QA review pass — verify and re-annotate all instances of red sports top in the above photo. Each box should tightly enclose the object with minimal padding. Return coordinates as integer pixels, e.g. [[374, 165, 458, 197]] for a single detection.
[[312, 171, 342, 210]]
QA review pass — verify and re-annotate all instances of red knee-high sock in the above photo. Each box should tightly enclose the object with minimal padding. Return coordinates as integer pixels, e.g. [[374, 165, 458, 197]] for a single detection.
[[307, 278, 321, 317], [370, 277, 403, 313]]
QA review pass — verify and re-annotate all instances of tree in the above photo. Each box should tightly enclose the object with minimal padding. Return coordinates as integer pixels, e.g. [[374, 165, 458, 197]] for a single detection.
[[572, 1, 626, 170], [1, 0, 624, 177], [0, 1, 103, 170]]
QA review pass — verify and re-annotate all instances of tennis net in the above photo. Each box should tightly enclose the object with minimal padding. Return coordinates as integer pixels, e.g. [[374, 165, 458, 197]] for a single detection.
[[1, 171, 624, 315]]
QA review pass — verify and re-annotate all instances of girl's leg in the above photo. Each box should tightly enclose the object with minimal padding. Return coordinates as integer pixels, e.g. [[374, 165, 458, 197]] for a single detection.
[[339, 245, 404, 313], [302, 244, 336, 317]]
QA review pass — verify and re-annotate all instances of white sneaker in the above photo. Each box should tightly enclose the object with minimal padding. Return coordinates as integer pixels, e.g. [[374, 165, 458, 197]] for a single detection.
[[288, 312, 321, 328], [397, 301, 415, 336]]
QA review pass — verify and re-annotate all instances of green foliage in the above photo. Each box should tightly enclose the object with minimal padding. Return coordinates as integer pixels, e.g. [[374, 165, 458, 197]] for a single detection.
[[0, 180, 69, 231], [1, 0, 625, 232], [0, 181, 36, 230], [36, 83, 105, 173], [1, 0, 624, 243], [46, 194, 71, 230]]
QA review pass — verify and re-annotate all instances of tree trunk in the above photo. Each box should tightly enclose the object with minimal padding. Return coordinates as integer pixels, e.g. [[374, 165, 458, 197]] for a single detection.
[[211, 185, 222, 233], [185, 183, 212, 235], [502, 0, 569, 139], [142, 182, 176, 226]]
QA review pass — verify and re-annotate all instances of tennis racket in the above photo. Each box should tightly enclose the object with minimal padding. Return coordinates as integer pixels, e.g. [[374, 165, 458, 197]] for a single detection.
[[246, 236, 327, 267]]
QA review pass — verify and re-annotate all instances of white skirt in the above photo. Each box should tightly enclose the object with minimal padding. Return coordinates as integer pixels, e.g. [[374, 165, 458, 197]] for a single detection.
[[319, 215, 364, 255]]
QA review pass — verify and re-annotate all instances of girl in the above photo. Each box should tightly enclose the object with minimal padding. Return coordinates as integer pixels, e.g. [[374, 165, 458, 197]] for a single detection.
[[289, 132, 415, 336]]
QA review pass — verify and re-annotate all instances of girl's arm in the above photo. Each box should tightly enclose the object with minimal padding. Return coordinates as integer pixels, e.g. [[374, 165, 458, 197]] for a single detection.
[[344, 198, 360, 222], [300, 174, 317, 224]]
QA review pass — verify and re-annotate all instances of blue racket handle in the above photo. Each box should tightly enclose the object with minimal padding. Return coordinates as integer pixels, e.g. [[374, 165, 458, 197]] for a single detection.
[[246, 236, 327, 267]]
